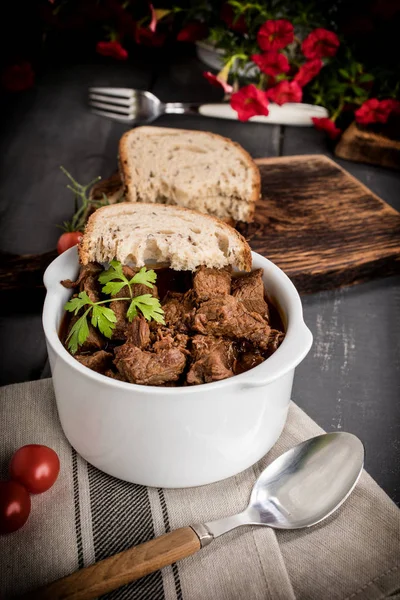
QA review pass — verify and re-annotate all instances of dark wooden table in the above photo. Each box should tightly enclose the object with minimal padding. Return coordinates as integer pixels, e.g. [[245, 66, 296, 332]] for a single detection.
[[1, 51, 399, 505]]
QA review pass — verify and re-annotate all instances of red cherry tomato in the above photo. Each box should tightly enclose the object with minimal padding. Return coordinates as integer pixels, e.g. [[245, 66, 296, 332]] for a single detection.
[[10, 445, 60, 494], [0, 480, 31, 534], [57, 231, 82, 254]]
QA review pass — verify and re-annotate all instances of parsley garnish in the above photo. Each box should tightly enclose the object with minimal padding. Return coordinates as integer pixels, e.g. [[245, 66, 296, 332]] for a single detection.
[[127, 294, 166, 324], [64, 262, 165, 354], [98, 261, 156, 297]]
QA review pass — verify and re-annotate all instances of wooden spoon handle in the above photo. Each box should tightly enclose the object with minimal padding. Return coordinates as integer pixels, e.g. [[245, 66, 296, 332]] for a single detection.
[[25, 527, 201, 600]]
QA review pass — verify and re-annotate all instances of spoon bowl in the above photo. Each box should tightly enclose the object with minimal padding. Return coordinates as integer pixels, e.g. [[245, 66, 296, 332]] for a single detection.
[[249, 432, 365, 529]]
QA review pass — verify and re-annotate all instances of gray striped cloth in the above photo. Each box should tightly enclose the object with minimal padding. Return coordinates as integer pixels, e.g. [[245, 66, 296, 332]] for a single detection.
[[0, 379, 399, 600]]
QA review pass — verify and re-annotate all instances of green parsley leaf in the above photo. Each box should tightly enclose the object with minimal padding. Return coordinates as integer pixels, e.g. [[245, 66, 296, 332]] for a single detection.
[[131, 266, 157, 289], [127, 294, 165, 324], [98, 260, 130, 296], [66, 309, 91, 354], [91, 305, 117, 339], [99, 261, 157, 297], [98, 260, 127, 285], [101, 280, 128, 297], [64, 291, 93, 315]]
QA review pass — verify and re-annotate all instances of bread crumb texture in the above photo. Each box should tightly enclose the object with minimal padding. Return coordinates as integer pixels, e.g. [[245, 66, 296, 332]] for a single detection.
[[79, 203, 251, 272], [119, 127, 259, 222]]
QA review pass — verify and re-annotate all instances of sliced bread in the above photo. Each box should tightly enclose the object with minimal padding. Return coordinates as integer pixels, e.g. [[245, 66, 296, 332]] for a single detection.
[[79, 202, 252, 271], [119, 126, 260, 222]]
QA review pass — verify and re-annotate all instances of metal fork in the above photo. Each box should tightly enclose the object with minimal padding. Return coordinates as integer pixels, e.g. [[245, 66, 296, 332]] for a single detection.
[[88, 87, 329, 125], [88, 88, 204, 124]]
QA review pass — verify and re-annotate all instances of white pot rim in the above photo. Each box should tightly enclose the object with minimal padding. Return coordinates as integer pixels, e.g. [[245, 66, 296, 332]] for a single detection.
[[42, 247, 312, 397]]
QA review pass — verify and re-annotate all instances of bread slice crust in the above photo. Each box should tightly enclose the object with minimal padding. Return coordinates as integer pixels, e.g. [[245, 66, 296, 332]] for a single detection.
[[119, 126, 260, 223]]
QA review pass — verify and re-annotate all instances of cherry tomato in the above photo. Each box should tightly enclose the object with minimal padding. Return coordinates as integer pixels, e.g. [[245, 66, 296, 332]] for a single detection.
[[10, 445, 60, 494], [57, 231, 82, 254], [0, 480, 31, 534]]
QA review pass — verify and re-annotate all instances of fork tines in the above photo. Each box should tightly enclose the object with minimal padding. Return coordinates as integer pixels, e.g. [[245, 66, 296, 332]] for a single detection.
[[88, 87, 136, 122]]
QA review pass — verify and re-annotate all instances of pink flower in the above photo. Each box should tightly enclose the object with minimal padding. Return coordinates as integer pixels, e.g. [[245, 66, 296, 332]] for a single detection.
[[96, 40, 128, 60], [1, 62, 35, 92], [355, 98, 399, 125], [148, 4, 157, 32], [230, 84, 270, 121], [312, 117, 341, 139], [294, 59, 323, 87], [203, 72, 233, 94], [177, 21, 208, 42], [251, 51, 290, 77], [257, 19, 294, 51], [302, 28, 340, 59], [267, 81, 302, 105]]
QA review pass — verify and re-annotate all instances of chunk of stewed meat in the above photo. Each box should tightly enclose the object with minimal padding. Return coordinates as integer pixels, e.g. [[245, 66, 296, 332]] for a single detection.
[[127, 316, 151, 349], [75, 350, 113, 374], [187, 335, 234, 385], [267, 329, 285, 354], [152, 326, 189, 354], [162, 291, 196, 333], [193, 296, 271, 350], [193, 266, 231, 301], [114, 344, 187, 386], [231, 269, 269, 322]]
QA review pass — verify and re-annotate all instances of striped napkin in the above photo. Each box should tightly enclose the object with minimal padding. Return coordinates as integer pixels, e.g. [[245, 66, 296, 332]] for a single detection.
[[0, 379, 399, 600]]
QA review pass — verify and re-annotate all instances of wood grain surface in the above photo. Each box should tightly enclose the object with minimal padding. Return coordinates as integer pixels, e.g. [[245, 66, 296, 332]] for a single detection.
[[25, 527, 200, 600], [1, 154, 399, 298], [238, 154, 400, 293], [335, 122, 400, 171]]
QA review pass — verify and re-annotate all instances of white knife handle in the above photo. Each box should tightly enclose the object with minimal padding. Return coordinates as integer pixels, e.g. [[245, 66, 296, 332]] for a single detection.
[[198, 102, 328, 126]]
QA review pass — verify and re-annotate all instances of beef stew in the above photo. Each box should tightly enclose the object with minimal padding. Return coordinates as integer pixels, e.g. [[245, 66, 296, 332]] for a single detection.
[[60, 264, 285, 386]]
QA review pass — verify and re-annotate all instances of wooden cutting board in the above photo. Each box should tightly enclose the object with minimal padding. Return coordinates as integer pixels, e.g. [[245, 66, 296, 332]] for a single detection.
[[236, 154, 400, 294], [1, 154, 399, 300]]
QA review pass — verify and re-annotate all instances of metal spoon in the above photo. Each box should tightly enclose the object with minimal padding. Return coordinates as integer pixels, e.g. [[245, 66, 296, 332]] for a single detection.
[[27, 432, 364, 600]]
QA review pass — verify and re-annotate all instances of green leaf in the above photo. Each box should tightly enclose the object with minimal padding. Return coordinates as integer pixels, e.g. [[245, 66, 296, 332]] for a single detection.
[[353, 86, 367, 97], [127, 294, 165, 325], [131, 267, 157, 289], [64, 291, 93, 315], [101, 280, 127, 297], [66, 309, 91, 354], [359, 73, 374, 83], [91, 305, 117, 339], [126, 301, 138, 322], [339, 69, 350, 79], [98, 260, 127, 285], [99, 260, 131, 296]]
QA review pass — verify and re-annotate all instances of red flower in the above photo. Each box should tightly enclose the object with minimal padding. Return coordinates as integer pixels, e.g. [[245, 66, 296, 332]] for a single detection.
[[1, 62, 35, 92], [380, 99, 400, 115], [136, 28, 166, 46], [355, 98, 400, 125], [257, 20, 294, 51], [220, 3, 247, 33], [312, 117, 341, 139], [177, 21, 208, 42], [230, 84, 269, 122], [266, 81, 302, 105], [96, 40, 128, 60], [251, 51, 290, 77], [302, 28, 339, 59], [203, 72, 233, 94], [294, 59, 323, 87]]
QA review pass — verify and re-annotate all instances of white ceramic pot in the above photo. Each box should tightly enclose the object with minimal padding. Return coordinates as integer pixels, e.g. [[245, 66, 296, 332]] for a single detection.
[[43, 247, 312, 488]]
